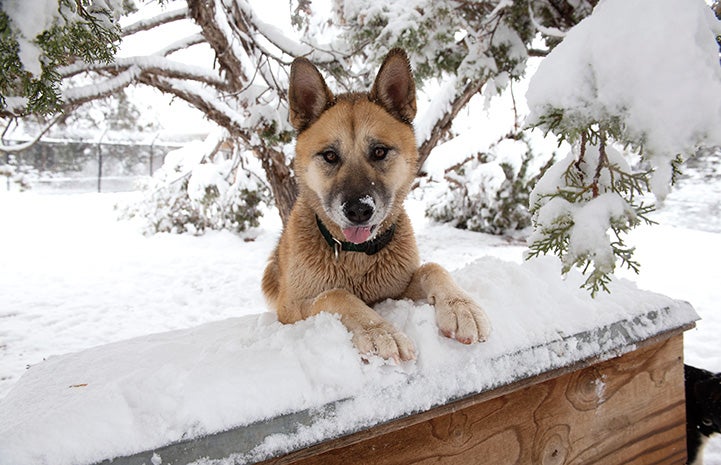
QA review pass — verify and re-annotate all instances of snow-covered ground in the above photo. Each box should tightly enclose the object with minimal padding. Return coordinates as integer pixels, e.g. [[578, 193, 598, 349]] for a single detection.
[[0, 176, 720, 463]]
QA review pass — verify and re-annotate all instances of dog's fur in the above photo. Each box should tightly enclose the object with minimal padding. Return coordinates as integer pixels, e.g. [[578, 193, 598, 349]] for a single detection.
[[262, 49, 491, 361], [685, 364, 721, 464]]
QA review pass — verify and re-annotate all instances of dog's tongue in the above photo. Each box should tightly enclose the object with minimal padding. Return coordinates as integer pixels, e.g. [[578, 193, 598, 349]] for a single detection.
[[342, 226, 373, 244]]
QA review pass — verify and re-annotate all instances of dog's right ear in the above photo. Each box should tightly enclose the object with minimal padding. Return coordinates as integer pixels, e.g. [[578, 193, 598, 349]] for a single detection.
[[288, 58, 334, 132]]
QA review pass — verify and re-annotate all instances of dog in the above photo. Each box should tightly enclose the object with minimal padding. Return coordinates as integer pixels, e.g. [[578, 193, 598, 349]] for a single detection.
[[262, 49, 491, 362], [685, 364, 721, 464]]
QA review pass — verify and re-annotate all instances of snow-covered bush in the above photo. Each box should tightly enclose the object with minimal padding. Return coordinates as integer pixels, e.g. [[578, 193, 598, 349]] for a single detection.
[[525, 0, 721, 294], [425, 135, 553, 235], [0, 155, 33, 191], [686, 146, 721, 182], [122, 135, 270, 235]]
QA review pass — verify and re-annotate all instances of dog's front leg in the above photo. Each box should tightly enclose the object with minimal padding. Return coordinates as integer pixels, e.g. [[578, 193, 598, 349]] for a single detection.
[[283, 289, 416, 363], [404, 263, 491, 344]]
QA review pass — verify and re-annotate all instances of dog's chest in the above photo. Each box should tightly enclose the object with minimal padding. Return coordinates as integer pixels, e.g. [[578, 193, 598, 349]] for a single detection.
[[287, 242, 418, 304], [334, 253, 412, 302]]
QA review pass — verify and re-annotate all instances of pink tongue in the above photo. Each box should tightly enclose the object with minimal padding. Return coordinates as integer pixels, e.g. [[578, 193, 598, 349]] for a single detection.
[[342, 226, 373, 244]]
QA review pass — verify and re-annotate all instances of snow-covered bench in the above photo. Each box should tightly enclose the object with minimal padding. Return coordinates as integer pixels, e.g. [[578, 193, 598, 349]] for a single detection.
[[0, 257, 698, 465]]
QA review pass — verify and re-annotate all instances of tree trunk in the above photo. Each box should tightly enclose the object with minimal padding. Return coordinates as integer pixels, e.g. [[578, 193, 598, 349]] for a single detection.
[[257, 146, 297, 224]]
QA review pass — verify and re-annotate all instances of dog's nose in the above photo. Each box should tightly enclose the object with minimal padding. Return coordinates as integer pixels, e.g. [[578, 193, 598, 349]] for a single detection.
[[343, 198, 374, 224]]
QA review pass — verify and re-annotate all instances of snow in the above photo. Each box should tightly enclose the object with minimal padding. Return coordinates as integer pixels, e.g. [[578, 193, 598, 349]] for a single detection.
[[119, 5, 188, 35], [0, 257, 695, 465], [358, 195, 375, 208], [86, 56, 224, 86], [2, 0, 57, 76], [414, 77, 458, 147], [526, 0, 721, 199], [1, 0, 721, 461], [0, 188, 715, 465], [567, 193, 633, 272], [0, 312, 362, 465]]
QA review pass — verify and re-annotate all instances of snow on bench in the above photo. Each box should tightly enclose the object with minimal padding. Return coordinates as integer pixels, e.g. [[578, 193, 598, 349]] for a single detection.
[[0, 256, 697, 465]]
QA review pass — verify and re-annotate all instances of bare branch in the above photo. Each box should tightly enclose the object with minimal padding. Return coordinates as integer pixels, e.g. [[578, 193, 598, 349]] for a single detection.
[[257, 145, 296, 223], [528, 48, 549, 57], [60, 55, 228, 112], [136, 72, 298, 223], [0, 113, 64, 153], [234, 1, 311, 61]]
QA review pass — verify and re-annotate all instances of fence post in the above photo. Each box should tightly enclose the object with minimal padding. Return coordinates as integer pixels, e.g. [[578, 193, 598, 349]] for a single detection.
[[150, 132, 160, 176], [97, 129, 108, 193]]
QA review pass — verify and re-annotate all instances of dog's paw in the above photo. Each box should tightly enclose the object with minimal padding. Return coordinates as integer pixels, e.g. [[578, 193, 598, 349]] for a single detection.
[[435, 296, 491, 344], [351, 323, 416, 363]]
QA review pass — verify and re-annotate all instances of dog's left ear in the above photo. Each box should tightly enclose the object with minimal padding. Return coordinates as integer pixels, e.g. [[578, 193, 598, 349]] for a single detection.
[[370, 48, 417, 124]]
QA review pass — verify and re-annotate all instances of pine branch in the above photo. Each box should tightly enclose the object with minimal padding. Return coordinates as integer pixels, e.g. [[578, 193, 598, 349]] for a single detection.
[[527, 130, 659, 296]]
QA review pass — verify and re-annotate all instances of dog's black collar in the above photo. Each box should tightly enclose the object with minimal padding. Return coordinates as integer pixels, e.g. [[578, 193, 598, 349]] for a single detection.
[[316, 216, 396, 258]]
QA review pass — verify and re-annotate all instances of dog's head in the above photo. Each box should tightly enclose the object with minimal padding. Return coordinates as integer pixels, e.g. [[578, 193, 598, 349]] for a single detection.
[[288, 49, 418, 244]]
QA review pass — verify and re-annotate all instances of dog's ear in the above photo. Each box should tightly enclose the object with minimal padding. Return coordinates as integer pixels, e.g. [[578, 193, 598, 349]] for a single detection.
[[288, 57, 335, 132], [370, 49, 416, 124]]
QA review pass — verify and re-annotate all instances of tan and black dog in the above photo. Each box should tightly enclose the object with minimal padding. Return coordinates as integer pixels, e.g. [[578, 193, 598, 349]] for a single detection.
[[262, 49, 491, 362]]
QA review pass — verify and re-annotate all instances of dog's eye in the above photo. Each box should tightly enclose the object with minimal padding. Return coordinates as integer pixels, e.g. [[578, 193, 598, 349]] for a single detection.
[[320, 150, 339, 164], [371, 146, 389, 161], [702, 417, 713, 427]]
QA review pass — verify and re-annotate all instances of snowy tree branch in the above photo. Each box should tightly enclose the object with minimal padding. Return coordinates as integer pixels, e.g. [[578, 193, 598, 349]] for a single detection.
[[60, 57, 227, 89], [156, 34, 207, 57], [187, 0, 248, 89], [418, 80, 486, 171], [63, 66, 142, 107], [233, 0, 338, 64], [121, 7, 189, 36], [138, 74, 249, 143]]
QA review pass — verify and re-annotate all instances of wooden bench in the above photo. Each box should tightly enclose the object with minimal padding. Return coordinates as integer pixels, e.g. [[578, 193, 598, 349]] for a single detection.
[[96, 304, 695, 465], [262, 332, 687, 465]]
